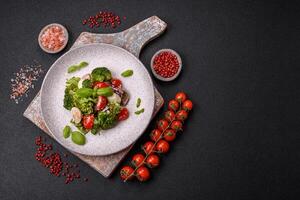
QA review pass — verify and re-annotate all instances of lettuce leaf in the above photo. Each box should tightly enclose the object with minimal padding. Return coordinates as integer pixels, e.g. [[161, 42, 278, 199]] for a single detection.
[[63, 77, 80, 110]]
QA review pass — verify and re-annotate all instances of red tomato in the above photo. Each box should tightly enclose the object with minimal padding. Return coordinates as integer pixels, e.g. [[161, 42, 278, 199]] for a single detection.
[[164, 110, 176, 122], [95, 96, 108, 111], [142, 141, 155, 154], [150, 129, 162, 142], [146, 154, 160, 168], [82, 114, 94, 129], [118, 107, 129, 121], [168, 99, 179, 111], [171, 120, 183, 131], [155, 140, 170, 153], [111, 78, 122, 88], [157, 119, 169, 131], [163, 129, 176, 142], [120, 165, 134, 181], [131, 153, 145, 167], [182, 100, 193, 111], [175, 92, 187, 103], [176, 110, 188, 121], [136, 166, 150, 182], [93, 81, 109, 89]]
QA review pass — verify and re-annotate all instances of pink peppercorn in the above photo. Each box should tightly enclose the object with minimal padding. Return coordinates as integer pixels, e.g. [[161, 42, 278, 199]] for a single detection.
[[153, 51, 180, 78]]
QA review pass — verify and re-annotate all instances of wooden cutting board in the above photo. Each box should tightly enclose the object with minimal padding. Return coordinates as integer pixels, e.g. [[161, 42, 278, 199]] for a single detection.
[[23, 16, 167, 177]]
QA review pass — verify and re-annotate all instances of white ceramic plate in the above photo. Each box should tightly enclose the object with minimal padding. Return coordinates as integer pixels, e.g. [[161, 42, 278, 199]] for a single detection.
[[41, 44, 155, 156]]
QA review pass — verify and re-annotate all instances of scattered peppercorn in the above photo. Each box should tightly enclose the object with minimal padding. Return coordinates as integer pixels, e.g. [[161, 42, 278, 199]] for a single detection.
[[82, 11, 125, 29], [34, 136, 88, 184]]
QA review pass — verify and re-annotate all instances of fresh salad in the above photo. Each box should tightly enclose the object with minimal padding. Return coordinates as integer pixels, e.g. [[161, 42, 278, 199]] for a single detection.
[[63, 66, 130, 144]]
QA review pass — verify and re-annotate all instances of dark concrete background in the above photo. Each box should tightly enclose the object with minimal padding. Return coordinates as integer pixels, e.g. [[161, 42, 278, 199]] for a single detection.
[[0, 0, 299, 199]]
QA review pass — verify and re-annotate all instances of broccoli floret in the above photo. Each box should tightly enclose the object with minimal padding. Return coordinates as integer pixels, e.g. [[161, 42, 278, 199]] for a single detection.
[[91, 67, 112, 82], [63, 90, 74, 110]]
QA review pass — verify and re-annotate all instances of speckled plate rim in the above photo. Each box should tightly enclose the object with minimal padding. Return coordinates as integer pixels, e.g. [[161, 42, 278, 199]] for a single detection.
[[40, 43, 155, 156]]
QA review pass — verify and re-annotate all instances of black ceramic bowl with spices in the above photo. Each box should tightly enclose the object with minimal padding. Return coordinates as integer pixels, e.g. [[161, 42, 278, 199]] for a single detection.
[[150, 49, 182, 81]]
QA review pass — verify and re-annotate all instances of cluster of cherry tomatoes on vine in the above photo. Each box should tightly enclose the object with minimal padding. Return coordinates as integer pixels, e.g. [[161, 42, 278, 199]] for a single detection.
[[120, 92, 193, 182]]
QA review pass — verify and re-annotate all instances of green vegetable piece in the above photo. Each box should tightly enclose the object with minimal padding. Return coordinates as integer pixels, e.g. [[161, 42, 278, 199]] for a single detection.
[[103, 70, 112, 80], [73, 95, 96, 115], [96, 103, 121, 130], [76, 88, 94, 98], [63, 125, 71, 138], [121, 69, 133, 77], [136, 98, 141, 108], [135, 108, 145, 115], [63, 77, 80, 110], [67, 61, 89, 73], [66, 77, 80, 88], [91, 128, 98, 135], [63, 91, 74, 110], [96, 87, 114, 97], [67, 65, 78, 73], [82, 79, 92, 88], [79, 61, 89, 68], [71, 131, 86, 145], [91, 67, 112, 82]]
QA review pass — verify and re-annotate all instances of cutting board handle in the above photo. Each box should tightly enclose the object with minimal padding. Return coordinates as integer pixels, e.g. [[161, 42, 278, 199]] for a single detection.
[[72, 16, 167, 57]]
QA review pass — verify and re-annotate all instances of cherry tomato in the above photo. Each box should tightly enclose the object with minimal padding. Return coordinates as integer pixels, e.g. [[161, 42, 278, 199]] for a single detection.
[[136, 166, 150, 182], [146, 154, 160, 168], [131, 153, 145, 167], [171, 120, 183, 131], [95, 96, 108, 111], [150, 129, 162, 142], [118, 107, 129, 121], [182, 99, 193, 111], [155, 140, 170, 153], [142, 141, 155, 154], [163, 129, 176, 142], [168, 99, 179, 111], [120, 165, 134, 181], [93, 81, 109, 89], [164, 110, 176, 122], [175, 92, 187, 103], [82, 114, 94, 129], [111, 78, 122, 88], [157, 119, 169, 131], [176, 110, 188, 121]]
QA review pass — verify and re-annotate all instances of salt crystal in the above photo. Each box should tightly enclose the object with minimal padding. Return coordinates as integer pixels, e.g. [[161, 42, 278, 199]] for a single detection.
[[10, 61, 44, 104]]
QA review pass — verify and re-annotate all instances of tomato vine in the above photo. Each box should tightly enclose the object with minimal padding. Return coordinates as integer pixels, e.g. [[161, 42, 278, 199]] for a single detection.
[[120, 92, 193, 182]]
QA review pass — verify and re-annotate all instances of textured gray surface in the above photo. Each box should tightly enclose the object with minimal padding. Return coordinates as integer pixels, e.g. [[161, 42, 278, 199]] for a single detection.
[[0, 1, 299, 200]]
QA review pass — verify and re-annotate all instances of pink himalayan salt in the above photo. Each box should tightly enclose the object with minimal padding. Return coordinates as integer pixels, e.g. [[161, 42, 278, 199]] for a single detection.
[[40, 26, 65, 51]]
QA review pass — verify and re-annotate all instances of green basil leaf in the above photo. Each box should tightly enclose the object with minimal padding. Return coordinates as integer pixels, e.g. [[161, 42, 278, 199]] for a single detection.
[[136, 98, 141, 108], [121, 69, 133, 77], [135, 108, 144, 115], [63, 125, 71, 138], [76, 88, 93, 98], [96, 87, 114, 97]]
